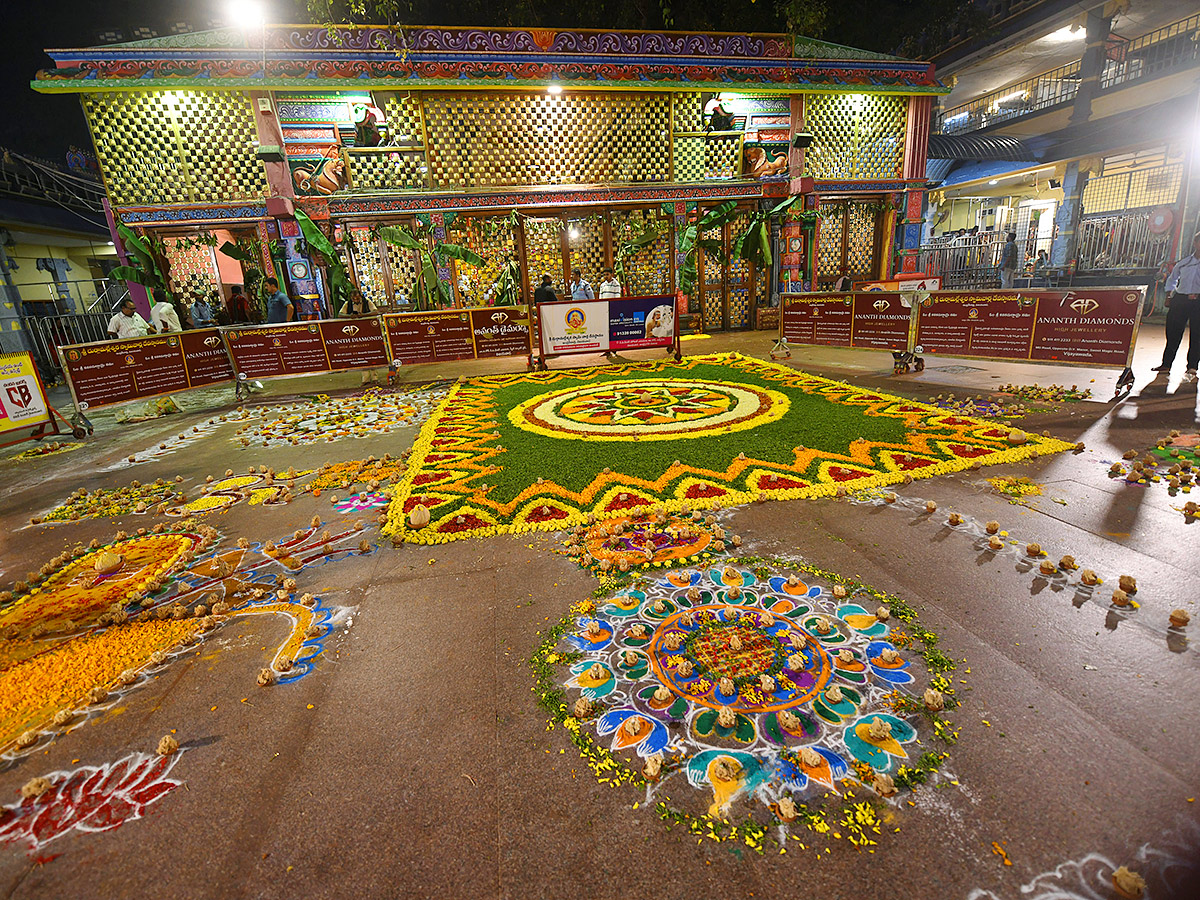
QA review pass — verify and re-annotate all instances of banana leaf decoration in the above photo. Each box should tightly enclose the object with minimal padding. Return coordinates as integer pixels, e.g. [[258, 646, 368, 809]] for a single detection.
[[732, 196, 803, 270], [677, 201, 740, 299], [613, 223, 663, 284], [217, 241, 255, 265], [295, 209, 354, 307], [378, 225, 485, 311], [108, 221, 171, 297]]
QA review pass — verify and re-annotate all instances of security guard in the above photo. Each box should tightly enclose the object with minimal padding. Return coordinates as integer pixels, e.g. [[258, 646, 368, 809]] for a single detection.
[[1156, 231, 1200, 377]]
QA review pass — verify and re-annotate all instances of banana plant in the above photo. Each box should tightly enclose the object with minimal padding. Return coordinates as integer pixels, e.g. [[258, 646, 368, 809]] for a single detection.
[[731, 195, 803, 270], [378, 225, 484, 310], [295, 209, 354, 307], [613, 222, 662, 284], [677, 200, 739, 298], [108, 222, 171, 297]]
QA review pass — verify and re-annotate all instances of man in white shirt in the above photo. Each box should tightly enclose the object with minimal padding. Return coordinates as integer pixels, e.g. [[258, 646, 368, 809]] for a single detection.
[[107, 298, 154, 340], [569, 268, 594, 301], [1154, 230, 1200, 377], [150, 289, 182, 333], [598, 266, 622, 299]]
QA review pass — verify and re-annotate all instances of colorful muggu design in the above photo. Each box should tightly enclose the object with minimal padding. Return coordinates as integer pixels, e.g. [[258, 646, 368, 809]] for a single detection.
[[562, 564, 920, 817]]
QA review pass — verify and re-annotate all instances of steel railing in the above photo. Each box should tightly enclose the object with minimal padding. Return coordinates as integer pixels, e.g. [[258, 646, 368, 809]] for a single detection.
[[21, 312, 111, 382], [1100, 13, 1200, 90], [916, 233, 1007, 289], [935, 13, 1200, 135], [1074, 210, 1175, 273], [936, 60, 1082, 135]]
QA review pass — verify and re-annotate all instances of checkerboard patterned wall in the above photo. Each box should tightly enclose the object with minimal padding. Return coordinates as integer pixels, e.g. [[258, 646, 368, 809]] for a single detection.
[[566, 218, 606, 284], [84, 90, 268, 205], [448, 216, 517, 305], [164, 238, 219, 298], [347, 226, 390, 307], [420, 92, 671, 190], [802, 94, 907, 180], [612, 207, 670, 295]]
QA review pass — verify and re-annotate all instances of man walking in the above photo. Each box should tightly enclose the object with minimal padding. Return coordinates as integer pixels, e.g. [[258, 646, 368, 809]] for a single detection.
[[998, 232, 1019, 288], [569, 268, 594, 301], [265, 277, 293, 324], [1154, 230, 1200, 377]]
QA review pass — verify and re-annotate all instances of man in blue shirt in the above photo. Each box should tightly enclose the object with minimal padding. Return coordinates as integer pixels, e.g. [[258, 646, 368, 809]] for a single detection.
[[265, 277, 293, 324], [998, 232, 1019, 288], [1154, 231, 1200, 377], [191, 292, 217, 328], [569, 268, 594, 301]]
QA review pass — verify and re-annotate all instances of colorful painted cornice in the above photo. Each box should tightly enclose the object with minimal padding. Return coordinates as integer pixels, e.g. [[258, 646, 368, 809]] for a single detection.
[[33, 25, 947, 94]]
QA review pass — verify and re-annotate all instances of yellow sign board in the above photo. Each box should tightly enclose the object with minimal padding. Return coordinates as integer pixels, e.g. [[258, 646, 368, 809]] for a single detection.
[[0, 352, 52, 438]]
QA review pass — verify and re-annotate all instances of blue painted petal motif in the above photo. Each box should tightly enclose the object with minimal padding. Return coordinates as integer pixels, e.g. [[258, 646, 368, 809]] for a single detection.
[[565, 616, 613, 651], [595, 708, 671, 757], [866, 639, 913, 684]]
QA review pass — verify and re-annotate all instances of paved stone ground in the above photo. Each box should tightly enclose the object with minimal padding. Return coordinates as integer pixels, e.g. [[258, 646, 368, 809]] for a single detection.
[[0, 330, 1197, 899]]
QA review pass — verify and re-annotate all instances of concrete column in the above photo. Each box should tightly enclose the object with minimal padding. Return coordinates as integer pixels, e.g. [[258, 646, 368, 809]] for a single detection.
[[1050, 160, 1088, 267], [1069, 6, 1113, 126], [0, 247, 32, 355]]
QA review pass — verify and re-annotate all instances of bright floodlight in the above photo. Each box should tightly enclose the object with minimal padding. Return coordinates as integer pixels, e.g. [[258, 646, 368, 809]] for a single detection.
[[547, 83, 563, 95], [228, 0, 265, 28]]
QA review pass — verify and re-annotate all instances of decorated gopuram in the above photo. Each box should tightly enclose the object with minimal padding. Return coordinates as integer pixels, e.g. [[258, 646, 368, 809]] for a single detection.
[[33, 25, 945, 330]]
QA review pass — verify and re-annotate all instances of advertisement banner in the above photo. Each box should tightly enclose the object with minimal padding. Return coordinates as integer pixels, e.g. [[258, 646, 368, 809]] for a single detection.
[[779, 293, 911, 351], [223, 323, 330, 379], [317, 317, 390, 370], [608, 296, 676, 351], [469, 307, 532, 359], [540, 300, 609, 355], [914, 289, 1142, 367], [0, 352, 51, 437], [384, 310, 476, 365], [59, 329, 234, 410]]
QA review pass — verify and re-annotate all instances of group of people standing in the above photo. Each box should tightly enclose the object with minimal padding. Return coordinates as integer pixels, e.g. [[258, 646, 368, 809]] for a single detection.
[[533, 266, 623, 304], [105, 280, 284, 340]]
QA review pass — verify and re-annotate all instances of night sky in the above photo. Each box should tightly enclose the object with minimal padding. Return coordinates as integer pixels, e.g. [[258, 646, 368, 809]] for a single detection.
[[3, 0, 311, 161]]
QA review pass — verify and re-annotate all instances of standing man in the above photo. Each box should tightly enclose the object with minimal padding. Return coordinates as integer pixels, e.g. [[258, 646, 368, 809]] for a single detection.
[[265, 277, 293, 324], [533, 274, 556, 306], [191, 292, 217, 328], [107, 297, 154, 339], [598, 266, 622, 299], [569, 268, 594, 301], [998, 232, 1019, 288], [150, 288, 181, 333], [228, 284, 251, 323], [1154, 230, 1200, 377]]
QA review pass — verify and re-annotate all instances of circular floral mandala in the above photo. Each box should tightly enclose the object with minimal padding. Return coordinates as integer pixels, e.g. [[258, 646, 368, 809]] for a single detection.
[[562, 564, 925, 817], [509, 379, 789, 441], [564, 511, 725, 574]]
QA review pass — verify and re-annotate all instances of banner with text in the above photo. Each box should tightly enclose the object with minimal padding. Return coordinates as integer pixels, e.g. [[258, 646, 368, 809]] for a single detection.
[[223, 319, 389, 380], [914, 289, 1143, 367], [780, 293, 912, 351], [0, 351, 52, 437], [608, 296, 676, 351], [539, 300, 609, 355], [539, 296, 677, 356], [383, 307, 532, 365], [59, 329, 234, 410]]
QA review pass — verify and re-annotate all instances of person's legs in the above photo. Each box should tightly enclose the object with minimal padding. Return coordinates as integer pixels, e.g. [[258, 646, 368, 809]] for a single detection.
[[999, 268, 1014, 288], [1185, 300, 1200, 371], [1160, 298, 1189, 368]]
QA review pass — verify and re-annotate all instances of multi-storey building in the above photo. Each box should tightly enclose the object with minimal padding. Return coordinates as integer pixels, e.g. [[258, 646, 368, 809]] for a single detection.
[[918, 0, 1200, 299], [33, 24, 945, 331]]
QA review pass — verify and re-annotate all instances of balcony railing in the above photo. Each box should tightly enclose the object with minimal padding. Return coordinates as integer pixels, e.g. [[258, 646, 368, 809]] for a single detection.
[[935, 13, 1200, 135]]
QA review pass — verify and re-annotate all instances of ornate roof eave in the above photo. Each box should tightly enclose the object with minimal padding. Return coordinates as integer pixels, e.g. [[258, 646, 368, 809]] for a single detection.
[[33, 24, 947, 95], [31, 57, 949, 95]]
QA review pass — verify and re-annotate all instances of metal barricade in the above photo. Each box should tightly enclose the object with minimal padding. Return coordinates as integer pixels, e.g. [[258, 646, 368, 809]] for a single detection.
[[21, 313, 110, 381]]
